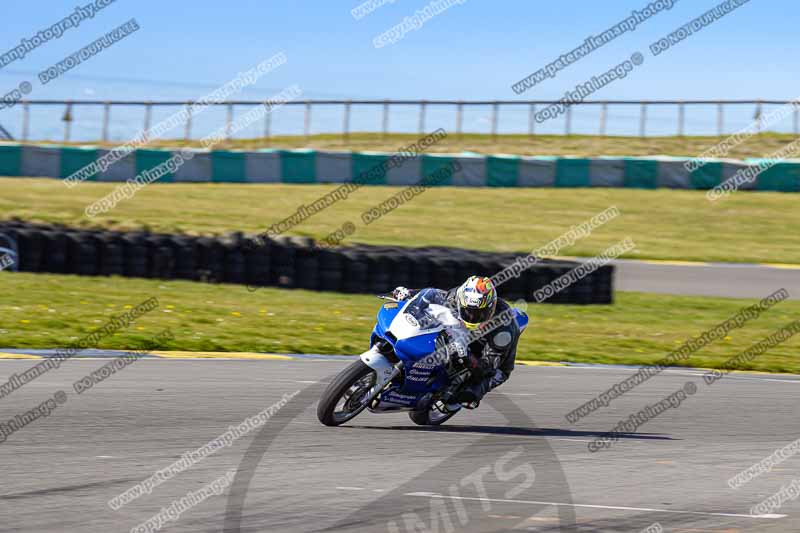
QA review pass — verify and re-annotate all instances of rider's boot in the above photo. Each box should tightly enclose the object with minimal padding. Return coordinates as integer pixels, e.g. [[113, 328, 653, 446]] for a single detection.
[[444, 401, 463, 413], [454, 389, 481, 410], [456, 376, 496, 409]]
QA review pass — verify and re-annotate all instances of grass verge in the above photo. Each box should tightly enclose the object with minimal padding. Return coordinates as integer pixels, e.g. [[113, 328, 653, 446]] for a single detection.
[[28, 132, 800, 159], [2, 178, 799, 264], [2, 272, 799, 374]]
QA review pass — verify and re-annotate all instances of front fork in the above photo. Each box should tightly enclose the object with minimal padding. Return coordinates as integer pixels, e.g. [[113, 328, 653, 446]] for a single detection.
[[360, 346, 403, 405]]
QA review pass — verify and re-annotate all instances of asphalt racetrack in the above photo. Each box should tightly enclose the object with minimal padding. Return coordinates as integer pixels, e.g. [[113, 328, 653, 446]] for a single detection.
[[611, 260, 800, 300], [0, 357, 798, 532]]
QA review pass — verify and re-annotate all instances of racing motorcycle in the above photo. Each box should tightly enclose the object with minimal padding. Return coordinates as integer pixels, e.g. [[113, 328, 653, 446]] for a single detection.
[[317, 288, 528, 426]]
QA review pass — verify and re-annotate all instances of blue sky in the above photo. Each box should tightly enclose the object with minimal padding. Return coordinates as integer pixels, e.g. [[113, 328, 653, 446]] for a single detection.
[[0, 0, 797, 139]]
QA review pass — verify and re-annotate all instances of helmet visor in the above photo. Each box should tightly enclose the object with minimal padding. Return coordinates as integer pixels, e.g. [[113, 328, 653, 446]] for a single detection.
[[459, 305, 493, 327]]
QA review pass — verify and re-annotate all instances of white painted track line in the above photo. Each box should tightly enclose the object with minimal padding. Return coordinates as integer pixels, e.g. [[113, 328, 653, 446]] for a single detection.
[[403, 492, 787, 520]]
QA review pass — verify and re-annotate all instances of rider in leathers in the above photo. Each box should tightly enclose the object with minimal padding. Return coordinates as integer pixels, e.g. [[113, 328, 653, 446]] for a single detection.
[[392, 275, 520, 410]]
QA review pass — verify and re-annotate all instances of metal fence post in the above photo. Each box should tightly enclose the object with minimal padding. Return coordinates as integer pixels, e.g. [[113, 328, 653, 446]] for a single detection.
[[491, 102, 499, 142], [639, 103, 647, 137], [226, 103, 234, 141], [528, 104, 536, 138], [184, 102, 193, 142], [264, 105, 272, 143], [102, 102, 110, 143], [565, 105, 572, 135], [382, 100, 389, 140], [225, 104, 233, 141], [795, 105, 799, 135], [142, 102, 152, 143], [343, 100, 351, 142], [717, 102, 724, 136], [599, 103, 607, 136], [21, 102, 30, 142], [303, 101, 311, 142], [754, 100, 763, 133], [418, 100, 427, 134], [678, 102, 685, 136], [455, 101, 463, 140], [63, 102, 73, 142]]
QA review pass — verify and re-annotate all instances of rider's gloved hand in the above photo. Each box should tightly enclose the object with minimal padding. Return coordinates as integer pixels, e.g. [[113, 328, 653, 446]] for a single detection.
[[392, 286, 411, 301]]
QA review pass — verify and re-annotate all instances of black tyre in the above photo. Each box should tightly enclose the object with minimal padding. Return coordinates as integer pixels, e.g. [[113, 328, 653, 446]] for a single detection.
[[14, 229, 43, 272], [222, 243, 246, 284], [317, 360, 376, 426], [341, 252, 368, 294], [244, 238, 270, 287], [42, 231, 68, 273], [98, 234, 125, 276], [122, 235, 148, 278], [172, 236, 197, 280], [196, 237, 225, 283], [270, 240, 296, 288], [295, 247, 319, 290], [409, 404, 459, 426]]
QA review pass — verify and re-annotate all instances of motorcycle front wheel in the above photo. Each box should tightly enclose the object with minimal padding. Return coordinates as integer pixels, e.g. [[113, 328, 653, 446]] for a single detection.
[[317, 360, 376, 426]]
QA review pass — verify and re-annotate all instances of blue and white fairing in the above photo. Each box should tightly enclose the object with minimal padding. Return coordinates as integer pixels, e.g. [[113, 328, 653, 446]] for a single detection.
[[368, 289, 459, 408], [359, 288, 531, 414]]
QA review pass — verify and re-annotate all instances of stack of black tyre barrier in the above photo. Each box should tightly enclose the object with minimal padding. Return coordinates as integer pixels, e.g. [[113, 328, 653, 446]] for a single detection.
[[0, 221, 613, 304]]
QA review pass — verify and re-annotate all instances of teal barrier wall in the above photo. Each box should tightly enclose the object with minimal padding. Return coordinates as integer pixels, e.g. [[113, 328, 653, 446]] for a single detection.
[[2, 144, 799, 192]]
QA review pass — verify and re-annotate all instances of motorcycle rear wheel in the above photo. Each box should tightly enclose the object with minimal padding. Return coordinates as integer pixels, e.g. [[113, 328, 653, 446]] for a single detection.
[[317, 360, 376, 426], [408, 404, 459, 426]]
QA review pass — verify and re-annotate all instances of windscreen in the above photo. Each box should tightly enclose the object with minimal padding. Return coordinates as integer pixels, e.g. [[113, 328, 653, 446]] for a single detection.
[[402, 289, 459, 330]]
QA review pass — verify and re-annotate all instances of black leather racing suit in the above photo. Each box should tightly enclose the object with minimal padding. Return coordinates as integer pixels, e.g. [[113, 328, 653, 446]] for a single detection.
[[403, 287, 521, 404]]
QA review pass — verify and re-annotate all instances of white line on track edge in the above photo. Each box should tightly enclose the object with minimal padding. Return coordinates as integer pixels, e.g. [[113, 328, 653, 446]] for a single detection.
[[403, 492, 787, 520]]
